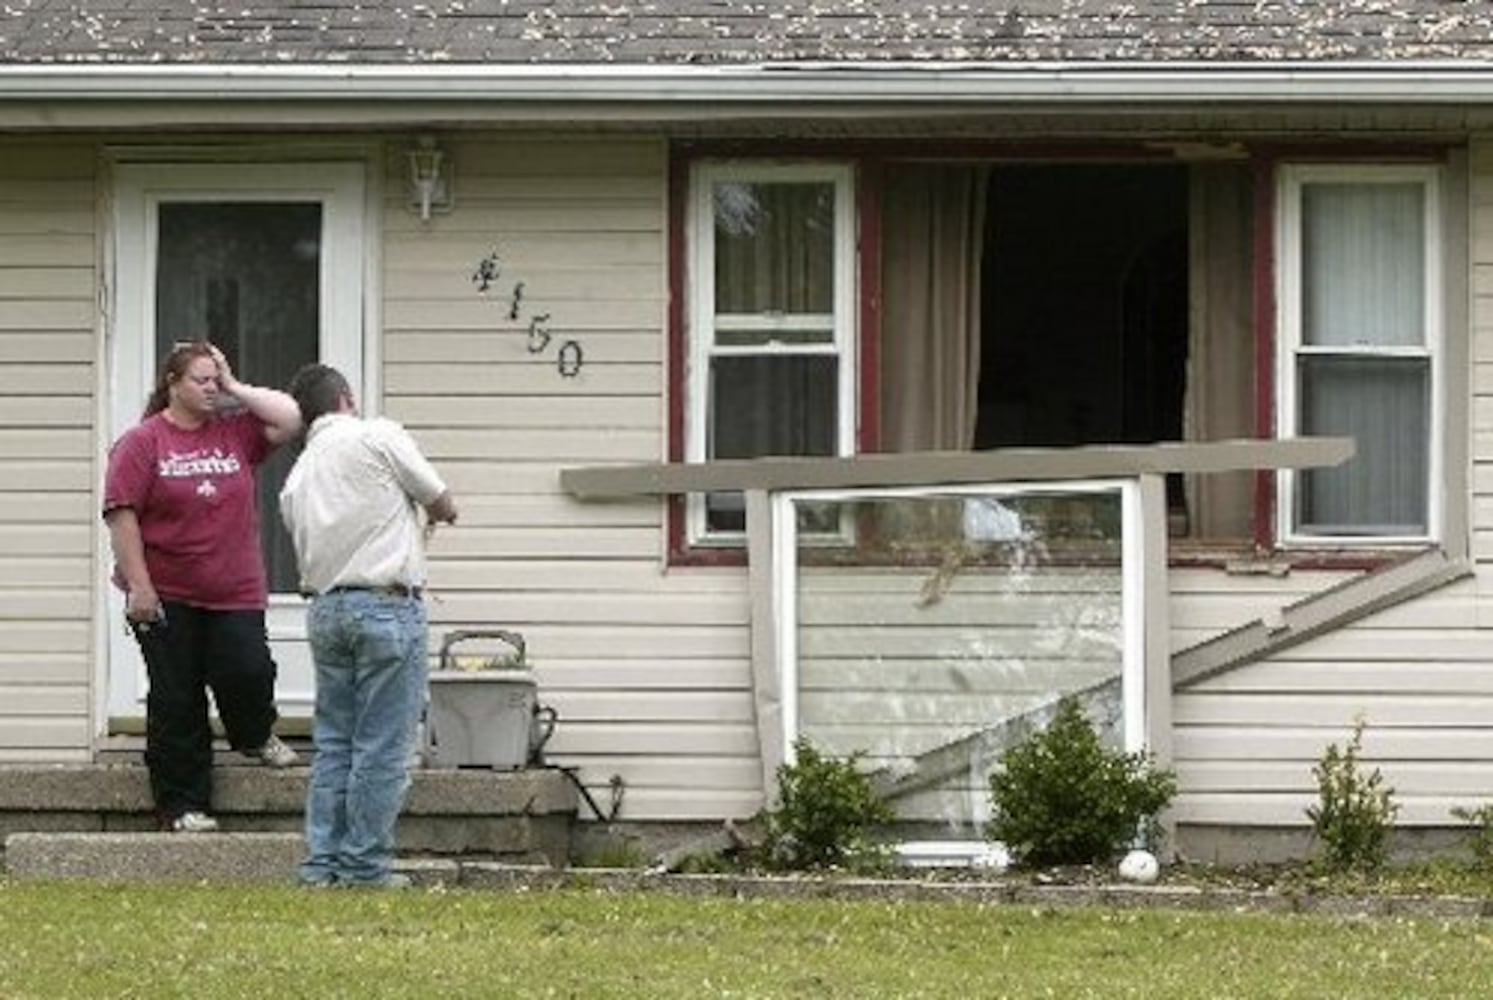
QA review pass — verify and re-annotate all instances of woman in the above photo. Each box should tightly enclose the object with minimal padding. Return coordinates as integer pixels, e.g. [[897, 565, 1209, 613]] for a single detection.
[[103, 341, 303, 833]]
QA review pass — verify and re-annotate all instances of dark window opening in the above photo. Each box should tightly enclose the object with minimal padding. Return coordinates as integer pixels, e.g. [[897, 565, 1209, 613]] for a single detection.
[[977, 165, 1190, 451], [880, 160, 1255, 542], [976, 165, 1191, 521]]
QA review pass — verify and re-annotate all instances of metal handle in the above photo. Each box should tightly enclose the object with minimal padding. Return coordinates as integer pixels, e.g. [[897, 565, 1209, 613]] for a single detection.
[[437, 628, 526, 670]]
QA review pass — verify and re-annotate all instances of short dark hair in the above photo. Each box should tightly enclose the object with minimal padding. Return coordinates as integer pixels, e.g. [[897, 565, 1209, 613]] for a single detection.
[[287, 363, 351, 427]]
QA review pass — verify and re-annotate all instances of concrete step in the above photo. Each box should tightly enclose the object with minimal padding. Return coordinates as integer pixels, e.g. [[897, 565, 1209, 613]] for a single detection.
[[5, 832, 305, 883], [2, 831, 469, 885], [0, 764, 579, 865]]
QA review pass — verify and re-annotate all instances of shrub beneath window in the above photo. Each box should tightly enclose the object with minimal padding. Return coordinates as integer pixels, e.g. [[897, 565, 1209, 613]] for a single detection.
[[759, 737, 895, 872], [1306, 716, 1399, 874], [987, 696, 1176, 868]]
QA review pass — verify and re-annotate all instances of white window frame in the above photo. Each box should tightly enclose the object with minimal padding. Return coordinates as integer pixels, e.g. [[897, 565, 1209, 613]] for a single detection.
[[1276, 163, 1443, 546], [772, 479, 1149, 768], [685, 161, 858, 546]]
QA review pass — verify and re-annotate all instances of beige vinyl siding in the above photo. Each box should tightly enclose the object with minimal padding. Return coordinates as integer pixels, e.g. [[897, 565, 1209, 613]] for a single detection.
[[1473, 138, 1493, 571], [1167, 568, 1359, 654], [0, 140, 96, 762], [1173, 573, 1493, 826], [1163, 372, 1492, 826], [385, 135, 762, 820]]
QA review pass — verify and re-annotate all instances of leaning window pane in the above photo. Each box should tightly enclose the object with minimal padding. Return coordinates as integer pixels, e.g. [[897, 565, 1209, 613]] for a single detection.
[[714, 181, 835, 316], [705, 355, 838, 532], [793, 489, 1126, 827], [1298, 356, 1429, 535], [1301, 182, 1424, 348]]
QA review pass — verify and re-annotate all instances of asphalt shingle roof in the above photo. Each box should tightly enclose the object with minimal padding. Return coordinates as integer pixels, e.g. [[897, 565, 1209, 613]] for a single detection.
[[6, 1, 1493, 66]]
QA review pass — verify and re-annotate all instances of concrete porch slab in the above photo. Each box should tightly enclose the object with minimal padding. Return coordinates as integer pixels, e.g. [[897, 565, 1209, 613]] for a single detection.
[[0, 764, 579, 864]]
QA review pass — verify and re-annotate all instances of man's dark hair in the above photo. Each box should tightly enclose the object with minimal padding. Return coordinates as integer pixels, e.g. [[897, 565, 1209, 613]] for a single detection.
[[287, 363, 351, 428]]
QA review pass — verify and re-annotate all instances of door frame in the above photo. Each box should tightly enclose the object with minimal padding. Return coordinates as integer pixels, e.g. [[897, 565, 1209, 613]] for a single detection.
[[100, 156, 374, 733]]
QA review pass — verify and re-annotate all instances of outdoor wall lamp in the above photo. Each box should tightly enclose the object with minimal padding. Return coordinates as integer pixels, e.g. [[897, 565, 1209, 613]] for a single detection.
[[407, 136, 452, 222]]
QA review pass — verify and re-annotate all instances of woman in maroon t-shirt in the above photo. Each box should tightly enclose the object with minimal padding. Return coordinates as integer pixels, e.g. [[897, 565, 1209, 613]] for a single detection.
[[103, 341, 304, 833]]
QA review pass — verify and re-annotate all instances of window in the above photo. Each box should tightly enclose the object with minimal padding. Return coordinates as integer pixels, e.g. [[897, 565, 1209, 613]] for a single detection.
[[686, 163, 857, 544], [1277, 165, 1441, 543]]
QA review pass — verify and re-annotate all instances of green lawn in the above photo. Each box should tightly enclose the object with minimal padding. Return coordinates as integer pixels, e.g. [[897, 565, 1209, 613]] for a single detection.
[[1, 880, 1490, 998]]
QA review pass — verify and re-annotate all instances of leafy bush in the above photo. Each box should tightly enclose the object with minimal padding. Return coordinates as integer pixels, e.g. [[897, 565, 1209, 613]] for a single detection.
[[1306, 716, 1399, 874], [987, 696, 1176, 867], [760, 737, 895, 871], [1450, 802, 1493, 871]]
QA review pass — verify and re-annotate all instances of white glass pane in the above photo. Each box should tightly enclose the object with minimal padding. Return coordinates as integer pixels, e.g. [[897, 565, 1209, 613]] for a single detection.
[[1298, 356, 1428, 535], [713, 181, 835, 316], [793, 489, 1126, 826], [156, 202, 322, 591], [1301, 182, 1424, 347]]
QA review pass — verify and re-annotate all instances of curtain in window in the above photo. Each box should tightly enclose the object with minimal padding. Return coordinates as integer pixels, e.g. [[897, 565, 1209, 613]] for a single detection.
[[1184, 163, 1255, 539], [714, 181, 834, 318], [1299, 356, 1428, 533], [1301, 183, 1423, 348], [1297, 182, 1428, 535], [880, 164, 989, 452]]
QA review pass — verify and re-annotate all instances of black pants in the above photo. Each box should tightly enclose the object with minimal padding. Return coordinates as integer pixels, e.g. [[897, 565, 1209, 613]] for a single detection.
[[131, 601, 279, 821]]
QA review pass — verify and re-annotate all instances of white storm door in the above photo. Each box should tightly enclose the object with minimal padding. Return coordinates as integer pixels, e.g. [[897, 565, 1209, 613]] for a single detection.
[[107, 162, 366, 725]]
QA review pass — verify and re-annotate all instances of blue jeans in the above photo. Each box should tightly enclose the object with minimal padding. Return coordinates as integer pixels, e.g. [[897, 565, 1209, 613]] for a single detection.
[[299, 589, 427, 886]]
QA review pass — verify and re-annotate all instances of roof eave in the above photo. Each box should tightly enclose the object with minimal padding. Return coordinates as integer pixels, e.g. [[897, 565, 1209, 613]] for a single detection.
[[6, 61, 1493, 104]]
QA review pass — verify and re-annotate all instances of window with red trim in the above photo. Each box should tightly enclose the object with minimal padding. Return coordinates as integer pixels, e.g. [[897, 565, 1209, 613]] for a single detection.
[[670, 150, 1452, 562]]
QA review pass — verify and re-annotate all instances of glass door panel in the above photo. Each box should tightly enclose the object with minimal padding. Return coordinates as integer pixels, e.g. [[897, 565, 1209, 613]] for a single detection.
[[155, 202, 322, 593]]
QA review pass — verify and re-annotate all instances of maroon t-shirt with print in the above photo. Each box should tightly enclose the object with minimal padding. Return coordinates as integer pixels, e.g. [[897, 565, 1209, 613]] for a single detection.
[[103, 410, 272, 610]]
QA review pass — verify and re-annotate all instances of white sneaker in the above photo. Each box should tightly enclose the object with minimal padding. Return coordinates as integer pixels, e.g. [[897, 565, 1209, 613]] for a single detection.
[[247, 734, 300, 768], [170, 810, 220, 833]]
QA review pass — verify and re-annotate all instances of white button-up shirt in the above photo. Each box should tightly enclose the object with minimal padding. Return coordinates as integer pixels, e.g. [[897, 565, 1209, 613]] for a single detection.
[[279, 413, 447, 595]]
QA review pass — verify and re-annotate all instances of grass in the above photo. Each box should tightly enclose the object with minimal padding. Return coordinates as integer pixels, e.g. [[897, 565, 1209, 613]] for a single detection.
[[2, 879, 1492, 998], [889, 857, 1493, 900]]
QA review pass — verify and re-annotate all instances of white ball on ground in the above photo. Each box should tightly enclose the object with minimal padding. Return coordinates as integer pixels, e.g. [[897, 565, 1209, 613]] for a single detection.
[[972, 842, 1011, 872], [1117, 848, 1160, 884]]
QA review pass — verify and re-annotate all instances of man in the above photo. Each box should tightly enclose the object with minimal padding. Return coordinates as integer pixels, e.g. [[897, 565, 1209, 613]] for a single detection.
[[279, 364, 457, 888]]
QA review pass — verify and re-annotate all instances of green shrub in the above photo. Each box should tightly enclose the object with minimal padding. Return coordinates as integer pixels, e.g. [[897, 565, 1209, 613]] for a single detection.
[[1306, 716, 1399, 874], [1450, 802, 1493, 871], [987, 696, 1176, 867], [760, 737, 895, 871]]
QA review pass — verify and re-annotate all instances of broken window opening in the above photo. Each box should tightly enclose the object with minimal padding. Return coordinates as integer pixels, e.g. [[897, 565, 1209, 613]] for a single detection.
[[880, 160, 1256, 546]]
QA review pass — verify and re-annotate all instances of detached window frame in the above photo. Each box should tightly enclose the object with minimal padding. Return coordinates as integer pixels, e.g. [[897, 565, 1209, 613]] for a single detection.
[[1276, 163, 1443, 546], [685, 161, 859, 547]]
